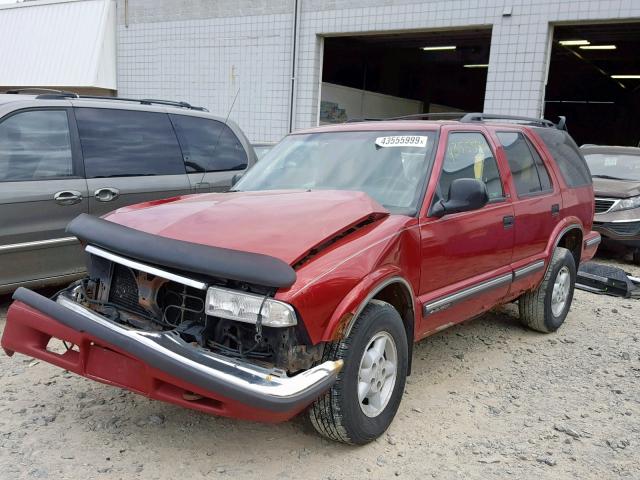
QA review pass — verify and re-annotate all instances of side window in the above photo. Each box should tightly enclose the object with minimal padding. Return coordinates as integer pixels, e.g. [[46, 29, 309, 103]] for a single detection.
[[534, 128, 592, 187], [75, 108, 185, 178], [0, 110, 73, 181], [496, 131, 552, 196], [438, 132, 503, 201], [170, 114, 248, 172]]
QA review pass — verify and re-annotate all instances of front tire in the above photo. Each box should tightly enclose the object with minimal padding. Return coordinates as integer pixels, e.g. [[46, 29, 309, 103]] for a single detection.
[[519, 247, 576, 333], [309, 300, 408, 444]]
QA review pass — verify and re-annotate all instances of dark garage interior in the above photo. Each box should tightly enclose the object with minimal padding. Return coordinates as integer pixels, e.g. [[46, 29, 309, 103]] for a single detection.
[[545, 23, 640, 147], [321, 28, 491, 122]]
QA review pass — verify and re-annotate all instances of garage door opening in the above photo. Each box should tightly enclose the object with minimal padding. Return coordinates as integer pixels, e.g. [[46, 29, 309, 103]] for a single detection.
[[545, 23, 640, 147], [320, 29, 491, 123]]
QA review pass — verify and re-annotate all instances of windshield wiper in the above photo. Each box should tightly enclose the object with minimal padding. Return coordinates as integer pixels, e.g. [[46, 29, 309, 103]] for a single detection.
[[592, 174, 629, 181]]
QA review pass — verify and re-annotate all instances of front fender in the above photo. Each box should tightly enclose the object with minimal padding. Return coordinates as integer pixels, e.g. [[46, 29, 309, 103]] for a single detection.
[[321, 266, 416, 342]]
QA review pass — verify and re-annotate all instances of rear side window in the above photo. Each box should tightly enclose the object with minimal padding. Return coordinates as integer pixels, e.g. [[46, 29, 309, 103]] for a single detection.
[[497, 131, 552, 196], [438, 132, 504, 201], [0, 109, 73, 181], [75, 108, 185, 178], [534, 128, 592, 187], [170, 114, 248, 172]]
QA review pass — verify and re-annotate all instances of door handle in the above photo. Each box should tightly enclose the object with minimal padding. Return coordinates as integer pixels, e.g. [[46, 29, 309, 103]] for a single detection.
[[551, 204, 560, 216], [53, 190, 82, 206], [503, 215, 515, 229], [94, 187, 120, 202]]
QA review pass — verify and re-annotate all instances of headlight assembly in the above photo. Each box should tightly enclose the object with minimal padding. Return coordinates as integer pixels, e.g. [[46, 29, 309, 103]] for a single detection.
[[610, 195, 640, 213], [205, 286, 297, 327]]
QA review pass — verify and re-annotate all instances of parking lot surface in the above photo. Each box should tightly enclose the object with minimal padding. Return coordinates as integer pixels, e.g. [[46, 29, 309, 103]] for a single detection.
[[0, 258, 638, 480]]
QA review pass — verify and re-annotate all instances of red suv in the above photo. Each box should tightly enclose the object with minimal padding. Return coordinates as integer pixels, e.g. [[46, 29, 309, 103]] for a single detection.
[[2, 113, 600, 444]]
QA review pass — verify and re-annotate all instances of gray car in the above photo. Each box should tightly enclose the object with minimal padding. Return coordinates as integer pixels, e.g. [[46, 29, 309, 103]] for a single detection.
[[0, 91, 256, 294]]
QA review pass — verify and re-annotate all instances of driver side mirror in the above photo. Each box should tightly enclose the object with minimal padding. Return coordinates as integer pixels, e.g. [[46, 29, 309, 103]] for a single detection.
[[431, 178, 489, 218]]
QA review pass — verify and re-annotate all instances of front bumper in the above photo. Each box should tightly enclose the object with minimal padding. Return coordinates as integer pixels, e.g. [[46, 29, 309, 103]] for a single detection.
[[1, 287, 342, 422]]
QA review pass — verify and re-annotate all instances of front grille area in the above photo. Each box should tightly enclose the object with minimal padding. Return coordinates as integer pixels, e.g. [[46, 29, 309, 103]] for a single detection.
[[108, 264, 149, 316], [594, 198, 617, 214], [600, 221, 640, 237]]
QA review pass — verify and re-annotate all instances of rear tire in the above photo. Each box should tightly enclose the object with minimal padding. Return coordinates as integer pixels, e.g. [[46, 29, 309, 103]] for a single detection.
[[309, 300, 408, 445], [519, 247, 576, 333]]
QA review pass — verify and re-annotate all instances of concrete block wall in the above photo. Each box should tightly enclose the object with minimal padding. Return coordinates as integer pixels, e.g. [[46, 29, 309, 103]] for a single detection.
[[116, 0, 640, 142]]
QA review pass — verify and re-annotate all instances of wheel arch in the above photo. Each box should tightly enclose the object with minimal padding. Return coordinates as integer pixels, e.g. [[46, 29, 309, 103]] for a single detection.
[[325, 275, 416, 375], [551, 222, 584, 268]]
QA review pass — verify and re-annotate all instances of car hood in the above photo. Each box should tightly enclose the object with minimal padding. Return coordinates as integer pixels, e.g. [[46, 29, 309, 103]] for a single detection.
[[593, 178, 640, 198], [103, 190, 389, 267]]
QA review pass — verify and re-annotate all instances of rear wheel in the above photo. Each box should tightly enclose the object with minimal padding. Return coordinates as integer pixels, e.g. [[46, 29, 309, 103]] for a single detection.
[[519, 247, 576, 333], [309, 300, 408, 444]]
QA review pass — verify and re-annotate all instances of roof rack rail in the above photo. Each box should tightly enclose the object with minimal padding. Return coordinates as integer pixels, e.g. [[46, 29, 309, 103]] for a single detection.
[[387, 112, 467, 120], [4, 88, 79, 98], [20, 93, 207, 111], [345, 112, 467, 123], [460, 112, 558, 128], [75, 95, 208, 111]]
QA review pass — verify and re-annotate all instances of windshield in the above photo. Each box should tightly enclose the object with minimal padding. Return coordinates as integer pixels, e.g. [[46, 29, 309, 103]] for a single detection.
[[234, 130, 437, 215], [584, 153, 640, 181]]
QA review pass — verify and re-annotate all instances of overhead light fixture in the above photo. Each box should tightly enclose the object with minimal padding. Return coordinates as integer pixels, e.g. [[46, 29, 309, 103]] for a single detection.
[[559, 40, 590, 46], [611, 75, 640, 79], [464, 64, 489, 68], [422, 46, 456, 51], [579, 45, 617, 50]]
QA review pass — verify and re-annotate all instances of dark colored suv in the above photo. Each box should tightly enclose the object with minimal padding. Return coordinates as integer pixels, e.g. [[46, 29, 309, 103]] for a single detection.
[[2, 113, 599, 444], [0, 91, 256, 293]]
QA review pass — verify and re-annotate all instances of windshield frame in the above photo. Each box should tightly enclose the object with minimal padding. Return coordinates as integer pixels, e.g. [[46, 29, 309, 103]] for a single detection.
[[235, 128, 441, 217]]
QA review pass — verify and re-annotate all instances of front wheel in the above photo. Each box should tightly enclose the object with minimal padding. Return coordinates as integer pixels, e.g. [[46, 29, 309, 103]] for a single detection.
[[309, 300, 408, 444], [519, 246, 576, 333]]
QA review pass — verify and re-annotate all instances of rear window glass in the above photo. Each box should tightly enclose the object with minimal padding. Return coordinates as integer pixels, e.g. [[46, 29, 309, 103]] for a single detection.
[[170, 115, 247, 172], [534, 128, 591, 187], [497, 131, 552, 196], [75, 108, 185, 178]]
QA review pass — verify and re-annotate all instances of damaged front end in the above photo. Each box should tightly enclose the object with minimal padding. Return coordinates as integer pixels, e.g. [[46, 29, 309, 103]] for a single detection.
[[1, 215, 342, 421]]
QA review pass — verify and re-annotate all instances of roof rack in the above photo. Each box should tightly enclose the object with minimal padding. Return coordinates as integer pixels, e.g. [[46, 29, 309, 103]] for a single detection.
[[388, 112, 467, 121], [5, 88, 79, 98], [17, 92, 207, 111], [460, 112, 558, 128], [76, 95, 208, 111]]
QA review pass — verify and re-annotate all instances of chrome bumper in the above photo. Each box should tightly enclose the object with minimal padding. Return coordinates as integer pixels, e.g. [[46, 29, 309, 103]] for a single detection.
[[10, 287, 342, 412]]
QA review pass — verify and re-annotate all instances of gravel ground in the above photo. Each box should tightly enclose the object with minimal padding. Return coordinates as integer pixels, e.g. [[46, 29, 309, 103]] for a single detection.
[[0, 255, 638, 480]]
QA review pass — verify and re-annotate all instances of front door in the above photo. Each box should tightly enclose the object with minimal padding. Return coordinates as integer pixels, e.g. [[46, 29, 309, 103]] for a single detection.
[[418, 128, 514, 338], [0, 108, 88, 290]]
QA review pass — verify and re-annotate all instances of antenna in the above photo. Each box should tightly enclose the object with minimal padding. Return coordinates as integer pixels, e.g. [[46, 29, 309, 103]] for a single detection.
[[197, 87, 241, 187]]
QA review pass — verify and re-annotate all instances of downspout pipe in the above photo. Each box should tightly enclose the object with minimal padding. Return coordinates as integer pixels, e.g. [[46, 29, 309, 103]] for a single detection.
[[288, 0, 300, 133]]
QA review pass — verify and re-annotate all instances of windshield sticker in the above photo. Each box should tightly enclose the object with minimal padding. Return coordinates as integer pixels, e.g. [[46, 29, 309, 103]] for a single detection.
[[375, 136, 428, 148], [604, 156, 618, 166]]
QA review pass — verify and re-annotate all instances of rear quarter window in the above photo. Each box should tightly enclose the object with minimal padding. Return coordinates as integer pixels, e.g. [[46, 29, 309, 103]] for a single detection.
[[533, 128, 592, 188]]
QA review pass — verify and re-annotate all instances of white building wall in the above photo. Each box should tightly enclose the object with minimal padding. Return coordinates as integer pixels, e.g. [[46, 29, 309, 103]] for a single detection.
[[116, 0, 640, 142]]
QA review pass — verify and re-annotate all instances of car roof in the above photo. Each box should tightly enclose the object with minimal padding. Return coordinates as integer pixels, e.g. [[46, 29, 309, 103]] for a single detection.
[[580, 145, 640, 156]]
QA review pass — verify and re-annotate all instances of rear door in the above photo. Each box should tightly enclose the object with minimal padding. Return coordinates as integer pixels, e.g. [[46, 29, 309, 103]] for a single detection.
[[74, 107, 192, 216], [0, 107, 88, 290], [418, 127, 514, 337], [170, 114, 249, 192], [492, 129, 561, 295]]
